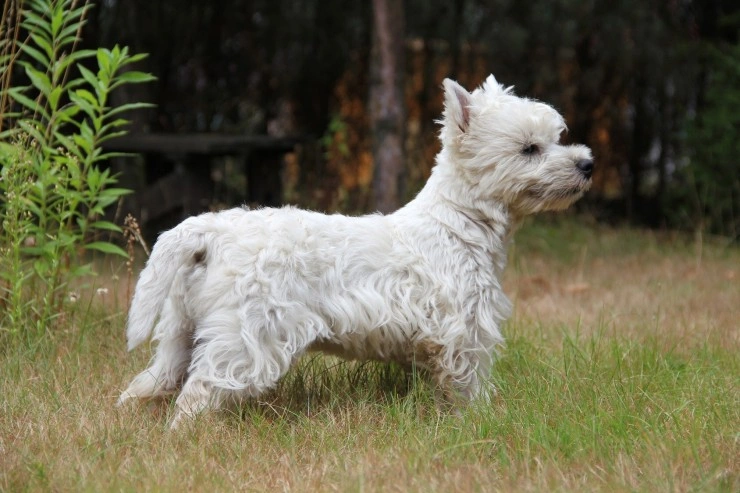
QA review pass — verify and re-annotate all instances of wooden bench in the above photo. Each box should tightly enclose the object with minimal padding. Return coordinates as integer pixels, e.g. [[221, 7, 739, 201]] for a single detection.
[[104, 133, 301, 231]]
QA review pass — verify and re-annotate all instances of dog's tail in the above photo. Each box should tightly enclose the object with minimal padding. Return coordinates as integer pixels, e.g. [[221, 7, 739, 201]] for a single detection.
[[126, 217, 207, 351]]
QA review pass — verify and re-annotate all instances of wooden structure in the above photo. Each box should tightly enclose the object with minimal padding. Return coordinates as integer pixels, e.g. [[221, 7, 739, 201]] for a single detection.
[[104, 133, 301, 230]]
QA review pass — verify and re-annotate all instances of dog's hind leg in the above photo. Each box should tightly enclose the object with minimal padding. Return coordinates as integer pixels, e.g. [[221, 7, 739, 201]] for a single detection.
[[168, 312, 249, 428], [170, 377, 219, 429], [118, 299, 194, 405], [169, 311, 318, 428]]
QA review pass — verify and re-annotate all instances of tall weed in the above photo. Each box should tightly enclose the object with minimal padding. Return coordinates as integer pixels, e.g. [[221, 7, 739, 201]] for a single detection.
[[0, 0, 154, 349]]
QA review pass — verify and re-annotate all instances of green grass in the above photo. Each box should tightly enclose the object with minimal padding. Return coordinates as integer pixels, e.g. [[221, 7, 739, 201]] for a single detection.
[[1, 221, 738, 492]]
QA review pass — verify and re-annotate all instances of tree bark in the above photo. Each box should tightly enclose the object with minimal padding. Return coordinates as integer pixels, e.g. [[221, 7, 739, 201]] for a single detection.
[[370, 0, 405, 213]]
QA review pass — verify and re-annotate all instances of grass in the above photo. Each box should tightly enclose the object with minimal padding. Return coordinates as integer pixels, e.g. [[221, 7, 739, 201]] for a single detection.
[[1, 218, 738, 492]]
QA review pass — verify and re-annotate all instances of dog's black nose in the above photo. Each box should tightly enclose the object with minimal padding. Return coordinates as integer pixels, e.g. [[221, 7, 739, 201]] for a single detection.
[[576, 159, 594, 179]]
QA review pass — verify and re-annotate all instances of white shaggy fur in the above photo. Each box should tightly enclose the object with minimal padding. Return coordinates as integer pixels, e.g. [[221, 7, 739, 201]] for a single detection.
[[118, 75, 593, 428]]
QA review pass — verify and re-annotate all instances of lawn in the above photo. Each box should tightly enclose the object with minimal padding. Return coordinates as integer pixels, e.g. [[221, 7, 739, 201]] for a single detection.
[[1, 219, 738, 492]]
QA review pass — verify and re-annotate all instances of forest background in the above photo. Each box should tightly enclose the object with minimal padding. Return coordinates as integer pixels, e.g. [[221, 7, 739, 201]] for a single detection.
[[81, 0, 739, 238]]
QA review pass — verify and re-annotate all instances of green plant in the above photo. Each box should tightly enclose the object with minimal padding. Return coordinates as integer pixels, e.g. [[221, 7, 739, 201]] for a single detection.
[[673, 18, 740, 240], [0, 0, 155, 348], [320, 113, 350, 162]]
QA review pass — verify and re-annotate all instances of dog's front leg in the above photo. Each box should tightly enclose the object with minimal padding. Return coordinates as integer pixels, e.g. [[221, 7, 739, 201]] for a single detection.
[[429, 357, 478, 415]]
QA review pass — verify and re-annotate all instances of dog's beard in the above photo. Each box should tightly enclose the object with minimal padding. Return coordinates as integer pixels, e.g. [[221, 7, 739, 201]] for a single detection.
[[519, 177, 591, 212]]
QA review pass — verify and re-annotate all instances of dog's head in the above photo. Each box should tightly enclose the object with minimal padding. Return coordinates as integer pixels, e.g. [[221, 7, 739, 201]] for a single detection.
[[439, 75, 593, 215]]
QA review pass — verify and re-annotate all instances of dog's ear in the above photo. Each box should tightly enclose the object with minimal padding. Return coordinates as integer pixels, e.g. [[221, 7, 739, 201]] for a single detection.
[[443, 78, 472, 134]]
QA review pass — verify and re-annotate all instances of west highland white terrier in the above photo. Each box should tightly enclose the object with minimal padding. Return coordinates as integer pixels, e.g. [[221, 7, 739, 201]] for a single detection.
[[119, 75, 593, 428]]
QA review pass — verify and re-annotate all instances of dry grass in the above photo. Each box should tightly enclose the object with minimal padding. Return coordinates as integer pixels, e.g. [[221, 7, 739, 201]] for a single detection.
[[510, 221, 738, 346], [1, 219, 738, 492]]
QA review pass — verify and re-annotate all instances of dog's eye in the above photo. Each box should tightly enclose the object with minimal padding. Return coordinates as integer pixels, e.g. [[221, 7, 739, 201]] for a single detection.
[[522, 144, 539, 155]]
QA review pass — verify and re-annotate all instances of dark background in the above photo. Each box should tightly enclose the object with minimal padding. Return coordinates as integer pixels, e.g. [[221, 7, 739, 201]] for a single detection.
[[82, 0, 739, 238]]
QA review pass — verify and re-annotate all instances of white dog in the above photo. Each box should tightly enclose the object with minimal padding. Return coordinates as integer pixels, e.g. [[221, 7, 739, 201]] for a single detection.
[[119, 75, 593, 428]]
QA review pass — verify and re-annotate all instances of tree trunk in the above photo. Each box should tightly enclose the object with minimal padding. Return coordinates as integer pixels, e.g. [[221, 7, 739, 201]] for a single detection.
[[370, 0, 405, 213]]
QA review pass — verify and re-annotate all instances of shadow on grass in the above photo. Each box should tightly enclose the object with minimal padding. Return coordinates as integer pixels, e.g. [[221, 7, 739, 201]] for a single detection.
[[226, 356, 437, 425]]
